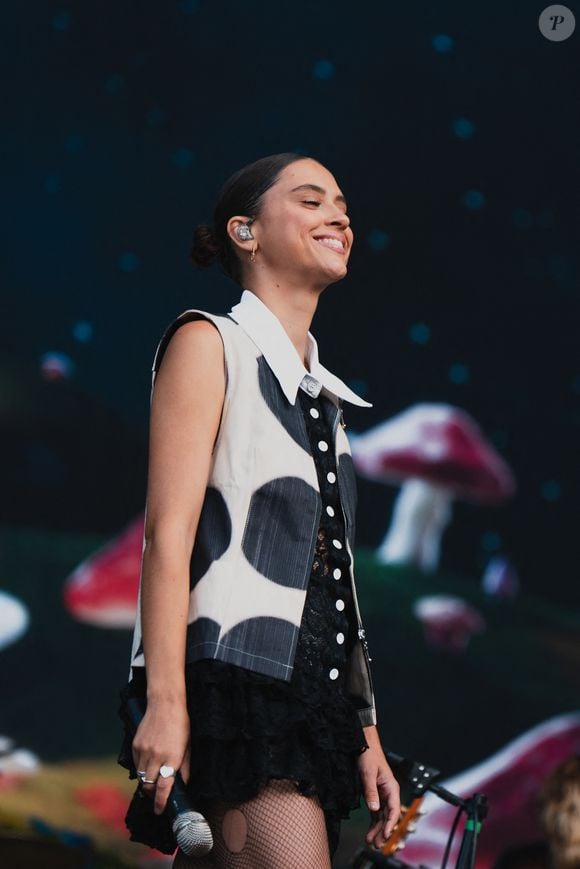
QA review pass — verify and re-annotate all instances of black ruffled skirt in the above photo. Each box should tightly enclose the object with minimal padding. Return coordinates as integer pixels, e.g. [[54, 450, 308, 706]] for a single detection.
[[119, 394, 372, 860], [118, 649, 369, 859]]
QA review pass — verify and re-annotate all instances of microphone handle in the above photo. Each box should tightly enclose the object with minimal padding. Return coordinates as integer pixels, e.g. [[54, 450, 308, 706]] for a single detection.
[[125, 695, 192, 823], [125, 693, 214, 857]]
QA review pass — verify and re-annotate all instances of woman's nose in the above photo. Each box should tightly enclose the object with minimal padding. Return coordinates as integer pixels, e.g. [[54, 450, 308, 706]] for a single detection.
[[330, 211, 350, 228]]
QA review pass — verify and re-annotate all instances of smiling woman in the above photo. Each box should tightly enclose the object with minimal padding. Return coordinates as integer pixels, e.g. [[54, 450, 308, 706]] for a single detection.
[[189, 154, 353, 295], [117, 153, 400, 868]]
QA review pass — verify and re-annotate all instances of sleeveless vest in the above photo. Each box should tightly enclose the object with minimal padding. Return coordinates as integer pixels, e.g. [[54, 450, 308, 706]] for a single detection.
[[129, 291, 377, 727]]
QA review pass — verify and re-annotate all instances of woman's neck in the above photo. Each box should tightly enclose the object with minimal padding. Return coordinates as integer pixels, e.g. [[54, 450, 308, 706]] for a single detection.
[[244, 283, 321, 370]]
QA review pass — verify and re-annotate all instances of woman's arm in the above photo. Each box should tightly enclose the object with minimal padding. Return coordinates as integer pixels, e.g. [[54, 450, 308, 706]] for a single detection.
[[131, 318, 226, 815]]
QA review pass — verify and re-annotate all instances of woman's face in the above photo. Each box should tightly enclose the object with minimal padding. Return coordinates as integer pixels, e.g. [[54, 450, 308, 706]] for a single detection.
[[249, 158, 353, 286]]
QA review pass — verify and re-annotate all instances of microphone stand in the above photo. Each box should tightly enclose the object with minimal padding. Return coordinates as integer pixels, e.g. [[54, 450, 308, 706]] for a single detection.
[[424, 780, 487, 869], [349, 752, 488, 869]]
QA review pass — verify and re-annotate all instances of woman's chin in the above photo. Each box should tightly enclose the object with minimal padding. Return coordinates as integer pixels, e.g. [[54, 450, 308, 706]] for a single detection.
[[296, 256, 349, 286], [316, 259, 349, 282]]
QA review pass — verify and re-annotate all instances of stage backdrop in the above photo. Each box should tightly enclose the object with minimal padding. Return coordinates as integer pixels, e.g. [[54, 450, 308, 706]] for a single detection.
[[1, 2, 578, 867]]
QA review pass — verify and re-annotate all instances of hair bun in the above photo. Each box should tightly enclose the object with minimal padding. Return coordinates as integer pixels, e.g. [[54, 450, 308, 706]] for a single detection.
[[189, 223, 221, 269]]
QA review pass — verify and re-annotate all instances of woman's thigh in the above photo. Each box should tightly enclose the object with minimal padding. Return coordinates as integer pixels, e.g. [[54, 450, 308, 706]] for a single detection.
[[172, 778, 332, 869]]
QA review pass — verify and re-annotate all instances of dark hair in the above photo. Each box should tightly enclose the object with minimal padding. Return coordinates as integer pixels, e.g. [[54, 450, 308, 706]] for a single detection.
[[189, 152, 311, 286]]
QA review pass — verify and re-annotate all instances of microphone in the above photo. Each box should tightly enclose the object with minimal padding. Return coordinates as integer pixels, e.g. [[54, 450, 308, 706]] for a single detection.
[[125, 695, 213, 857]]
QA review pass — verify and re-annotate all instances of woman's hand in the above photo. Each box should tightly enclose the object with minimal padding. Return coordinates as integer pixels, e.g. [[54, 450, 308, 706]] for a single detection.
[[132, 698, 191, 816], [358, 726, 401, 850]]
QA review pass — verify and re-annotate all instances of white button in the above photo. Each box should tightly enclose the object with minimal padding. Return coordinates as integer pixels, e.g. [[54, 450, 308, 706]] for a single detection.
[[329, 668, 339, 680], [327, 471, 336, 483], [318, 440, 328, 452], [333, 568, 341, 580], [326, 505, 335, 517], [307, 382, 316, 393], [335, 599, 345, 611], [336, 632, 345, 644], [332, 539, 342, 549], [310, 407, 319, 418]]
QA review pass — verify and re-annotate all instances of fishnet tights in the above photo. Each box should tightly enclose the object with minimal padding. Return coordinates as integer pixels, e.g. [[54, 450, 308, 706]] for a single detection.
[[172, 778, 332, 869]]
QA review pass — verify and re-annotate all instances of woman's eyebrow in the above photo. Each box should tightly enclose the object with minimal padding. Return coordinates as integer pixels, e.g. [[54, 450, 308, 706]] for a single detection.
[[289, 183, 348, 207]]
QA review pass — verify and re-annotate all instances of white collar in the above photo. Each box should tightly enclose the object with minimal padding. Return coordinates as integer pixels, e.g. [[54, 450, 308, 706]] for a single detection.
[[228, 289, 373, 408]]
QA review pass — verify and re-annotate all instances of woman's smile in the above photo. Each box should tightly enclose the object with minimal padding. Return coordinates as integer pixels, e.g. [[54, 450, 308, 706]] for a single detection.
[[312, 234, 347, 254]]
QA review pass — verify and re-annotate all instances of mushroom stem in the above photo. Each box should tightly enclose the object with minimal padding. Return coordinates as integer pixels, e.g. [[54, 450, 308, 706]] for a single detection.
[[376, 478, 453, 572]]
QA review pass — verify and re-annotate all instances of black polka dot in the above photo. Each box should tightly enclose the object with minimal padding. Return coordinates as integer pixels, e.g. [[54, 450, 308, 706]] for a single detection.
[[219, 616, 299, 670], [257, 356, 310, 453], [185, 618, 221, 660], [242, 476, 320, 589], [190, 487, 232, 589]]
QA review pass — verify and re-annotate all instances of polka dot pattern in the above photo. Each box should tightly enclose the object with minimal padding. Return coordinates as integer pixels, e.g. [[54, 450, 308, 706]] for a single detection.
[[219, 617, 299, 680], [291, 385, 359, 697], [185, 617, 221, 658], [130, 307, 373, 729], [242, 476, 320, 589], [189, 487, 232, 590]]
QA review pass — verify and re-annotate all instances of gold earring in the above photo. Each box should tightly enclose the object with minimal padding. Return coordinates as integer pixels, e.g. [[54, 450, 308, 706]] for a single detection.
[[250, 244, 257, 263]]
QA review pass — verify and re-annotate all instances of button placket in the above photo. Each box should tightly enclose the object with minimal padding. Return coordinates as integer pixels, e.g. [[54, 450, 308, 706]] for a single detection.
[[296, 387, 356, 691]]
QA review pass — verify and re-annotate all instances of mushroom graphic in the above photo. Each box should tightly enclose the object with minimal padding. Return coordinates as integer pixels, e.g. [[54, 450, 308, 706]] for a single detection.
[[350, 403, 516, 572], [0, 735, 40, 791], [74, 782, 134, 834], [398, 711, 580, 869], [63, 514, 145, 628], [412, 593, 486, 652], [0, 590, 30, 651]]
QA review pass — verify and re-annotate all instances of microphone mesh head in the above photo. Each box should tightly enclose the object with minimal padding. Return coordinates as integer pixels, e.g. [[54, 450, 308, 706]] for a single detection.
[[173, 811, 214, 856]]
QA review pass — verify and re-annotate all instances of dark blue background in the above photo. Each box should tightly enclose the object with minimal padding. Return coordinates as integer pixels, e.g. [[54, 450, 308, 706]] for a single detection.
[[1, 1, 578, 769]]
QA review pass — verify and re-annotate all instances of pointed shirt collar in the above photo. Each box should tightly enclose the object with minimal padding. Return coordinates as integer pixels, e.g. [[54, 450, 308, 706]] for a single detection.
[[227, 289, 372, 408]]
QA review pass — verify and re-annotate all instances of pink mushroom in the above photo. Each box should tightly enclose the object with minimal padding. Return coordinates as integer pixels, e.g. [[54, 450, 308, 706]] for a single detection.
[[399, 711, 580, 869], [350, 403, 516, 572], [413, 594, 486, 652], [63, 514, 145, 628]]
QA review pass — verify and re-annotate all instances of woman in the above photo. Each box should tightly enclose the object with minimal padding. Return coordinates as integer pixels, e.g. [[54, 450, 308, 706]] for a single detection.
[[118, 152, 400, 867]]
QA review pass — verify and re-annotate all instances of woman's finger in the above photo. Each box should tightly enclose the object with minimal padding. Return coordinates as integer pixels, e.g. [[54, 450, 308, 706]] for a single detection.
[[366, 809, 385, 845], [180, 744, 191, 786], [383, 786, 401, 838], [138, 763, 159, 795], [153, 763, 179, 815]]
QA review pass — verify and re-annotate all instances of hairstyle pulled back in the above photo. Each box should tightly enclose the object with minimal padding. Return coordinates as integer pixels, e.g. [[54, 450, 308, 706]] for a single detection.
[[189, 152, 310, 286]]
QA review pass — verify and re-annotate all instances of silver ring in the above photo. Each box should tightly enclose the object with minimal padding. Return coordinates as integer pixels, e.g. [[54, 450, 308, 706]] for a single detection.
[[138, 771, 156, 784], [159, 764, 176, 779]]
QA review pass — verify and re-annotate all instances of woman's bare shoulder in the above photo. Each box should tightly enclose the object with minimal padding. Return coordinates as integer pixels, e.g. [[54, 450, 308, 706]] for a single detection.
[[157, 316, 225, 373]]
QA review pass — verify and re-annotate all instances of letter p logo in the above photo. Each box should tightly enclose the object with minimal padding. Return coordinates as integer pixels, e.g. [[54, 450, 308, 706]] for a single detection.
[[539, 5, 576, 41]]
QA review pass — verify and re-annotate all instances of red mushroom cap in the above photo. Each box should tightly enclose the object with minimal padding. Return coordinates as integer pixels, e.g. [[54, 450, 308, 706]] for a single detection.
[[413, 594, 486, 652], [63, 514, 144, 628], [400, 712, 580, 869], [351, 403, 516, 503]]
